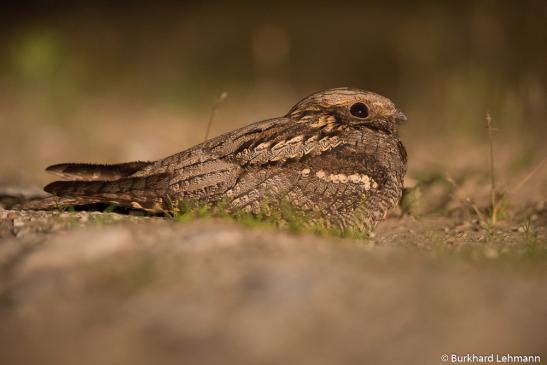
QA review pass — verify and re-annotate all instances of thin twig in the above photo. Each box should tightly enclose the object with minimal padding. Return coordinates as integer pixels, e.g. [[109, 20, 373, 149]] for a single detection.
[[485, 112, 498, 225], [204, 92, 228, 141]]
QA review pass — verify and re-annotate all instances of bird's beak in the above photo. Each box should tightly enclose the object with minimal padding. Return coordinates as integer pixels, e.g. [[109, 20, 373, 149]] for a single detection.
[[395, 110, 408, 123]]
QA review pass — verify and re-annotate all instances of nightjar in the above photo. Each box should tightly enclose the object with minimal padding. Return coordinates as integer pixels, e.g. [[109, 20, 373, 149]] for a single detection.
[[24, 87, 408, 232]]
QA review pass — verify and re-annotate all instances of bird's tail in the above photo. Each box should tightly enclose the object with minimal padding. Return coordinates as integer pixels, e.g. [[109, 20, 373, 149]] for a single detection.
[[46, 161, 153, 181], [21, 173, 170, 211]]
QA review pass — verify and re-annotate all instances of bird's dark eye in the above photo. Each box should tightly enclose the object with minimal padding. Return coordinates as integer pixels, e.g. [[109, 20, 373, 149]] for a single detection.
[[350, 103, 369, 119]]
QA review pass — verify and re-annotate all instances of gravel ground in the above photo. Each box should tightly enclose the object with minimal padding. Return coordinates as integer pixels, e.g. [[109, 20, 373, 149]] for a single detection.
[[0, 206, 546, 365]]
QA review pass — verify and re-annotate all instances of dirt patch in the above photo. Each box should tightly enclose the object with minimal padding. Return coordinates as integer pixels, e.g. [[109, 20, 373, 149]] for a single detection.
[[0, 201, 546, 365]]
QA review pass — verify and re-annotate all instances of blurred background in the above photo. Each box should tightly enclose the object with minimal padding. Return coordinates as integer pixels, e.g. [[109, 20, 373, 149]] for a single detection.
[[0, 0, 546, 192]]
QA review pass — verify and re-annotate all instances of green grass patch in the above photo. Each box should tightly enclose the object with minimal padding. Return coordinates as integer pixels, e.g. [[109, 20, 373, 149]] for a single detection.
[[167, 198, 371, 240]]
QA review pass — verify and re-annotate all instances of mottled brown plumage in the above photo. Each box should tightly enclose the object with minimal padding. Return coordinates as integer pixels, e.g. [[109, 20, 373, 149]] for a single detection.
[[24, 87, 408, 231]]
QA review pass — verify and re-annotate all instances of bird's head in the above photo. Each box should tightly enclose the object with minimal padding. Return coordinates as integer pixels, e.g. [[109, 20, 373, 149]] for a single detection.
[[287, 87, 407, 136]]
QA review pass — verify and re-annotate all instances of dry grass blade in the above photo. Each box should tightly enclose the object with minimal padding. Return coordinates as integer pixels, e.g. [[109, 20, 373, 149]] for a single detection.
[[485, 112, 498, 225], [204, 91, 228, 141]]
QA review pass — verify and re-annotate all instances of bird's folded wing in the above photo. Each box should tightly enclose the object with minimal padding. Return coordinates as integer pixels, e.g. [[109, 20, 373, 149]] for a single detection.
[[209, 115, 346, 166]]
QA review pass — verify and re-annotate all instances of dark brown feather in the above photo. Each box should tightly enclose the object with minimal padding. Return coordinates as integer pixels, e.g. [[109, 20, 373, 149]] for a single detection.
[[46, 161, 153, 181], [42, 173, 170, 210]]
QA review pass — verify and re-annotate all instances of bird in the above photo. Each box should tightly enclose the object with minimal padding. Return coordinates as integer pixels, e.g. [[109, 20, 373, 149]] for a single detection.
[[22, 87, 408, 232]]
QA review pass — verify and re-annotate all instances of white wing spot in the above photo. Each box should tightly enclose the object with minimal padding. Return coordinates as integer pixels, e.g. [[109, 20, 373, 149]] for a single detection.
[[348, 174, 360, 183], [311, 170, 378, 190]]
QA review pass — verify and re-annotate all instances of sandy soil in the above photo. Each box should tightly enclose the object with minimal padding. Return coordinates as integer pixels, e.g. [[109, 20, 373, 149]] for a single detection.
[[0, 197, 545, 365]]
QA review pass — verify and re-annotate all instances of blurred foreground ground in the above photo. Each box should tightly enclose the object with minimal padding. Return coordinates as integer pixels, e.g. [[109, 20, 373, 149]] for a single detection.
[[0, 209, 546, 365]]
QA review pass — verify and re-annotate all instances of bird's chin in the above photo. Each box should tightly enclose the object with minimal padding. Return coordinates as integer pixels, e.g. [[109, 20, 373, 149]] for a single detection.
[[354, 120, 395, 135]]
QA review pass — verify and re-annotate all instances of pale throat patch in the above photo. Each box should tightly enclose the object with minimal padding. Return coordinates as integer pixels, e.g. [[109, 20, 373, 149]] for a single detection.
[[300, 168, 378, 190]]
